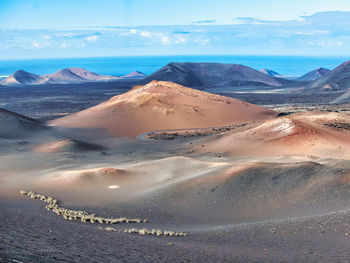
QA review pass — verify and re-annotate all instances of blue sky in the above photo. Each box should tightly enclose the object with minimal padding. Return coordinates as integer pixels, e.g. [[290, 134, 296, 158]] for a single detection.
[[1, 0, 350, 59]]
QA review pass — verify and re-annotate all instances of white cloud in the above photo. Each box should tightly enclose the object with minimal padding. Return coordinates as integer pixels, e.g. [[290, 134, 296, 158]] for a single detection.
[[160, 36, 171, 45], [56, 32, 76, 37], [3, 11, 350, 57], [86, 35, 99, 42], [194, 38, 210, 45], [174, 36, 186, 44], [32, 40, 41, 48], [304, 30, 328, 35], [31, 40, 51, 48], [308, 40, 344, 47], [140, 31, 152, 37]]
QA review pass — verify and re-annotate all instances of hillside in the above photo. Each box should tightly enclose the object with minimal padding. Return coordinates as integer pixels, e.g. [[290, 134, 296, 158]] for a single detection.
[[51, 81, 277, 137], [139, 62, 291, 87], [296, 67, 330, 82]]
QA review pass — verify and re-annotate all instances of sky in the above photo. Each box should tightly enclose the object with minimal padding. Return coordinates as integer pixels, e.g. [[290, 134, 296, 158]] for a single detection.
[[1, 0, 350, 59]]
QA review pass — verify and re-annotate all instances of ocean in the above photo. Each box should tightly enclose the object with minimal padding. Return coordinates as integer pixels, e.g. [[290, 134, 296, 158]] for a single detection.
[[0, 55, 348, 78]]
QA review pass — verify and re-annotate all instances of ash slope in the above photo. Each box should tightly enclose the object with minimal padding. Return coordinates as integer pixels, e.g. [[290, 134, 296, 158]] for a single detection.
[[0, 70, 47, 86], [296, 67, 330, 82], [139, 62, 292, 87], [331, 88, 350, 104], [0, 108, 48, 138], [302, 61, 350, 92], [51, 81, 277, 137]]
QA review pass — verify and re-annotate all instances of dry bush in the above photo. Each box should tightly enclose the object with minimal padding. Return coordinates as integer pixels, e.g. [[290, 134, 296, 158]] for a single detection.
[[19, 190, 188, 238]]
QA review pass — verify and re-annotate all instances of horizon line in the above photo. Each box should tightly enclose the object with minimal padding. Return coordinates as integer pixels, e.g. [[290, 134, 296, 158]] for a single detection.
[[0, 53, 349, 62]]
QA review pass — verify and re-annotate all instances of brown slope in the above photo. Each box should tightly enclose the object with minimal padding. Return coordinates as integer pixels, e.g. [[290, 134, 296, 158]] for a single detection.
[[198, 111, 350, 159], [51, 81, 277, 137]]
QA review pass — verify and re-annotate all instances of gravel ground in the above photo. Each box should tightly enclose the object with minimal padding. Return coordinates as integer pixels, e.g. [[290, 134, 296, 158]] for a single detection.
[[2, 199, 350, 263]]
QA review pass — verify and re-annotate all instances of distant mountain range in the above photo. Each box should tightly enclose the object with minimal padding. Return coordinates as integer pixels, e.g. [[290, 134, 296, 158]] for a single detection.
[[260, 67, 331, 82], [1, 70, 45, 86], [122, 71, 148, 79], [300, 61, 350, 93], [296, 68, 331, 82], [2, 61, 349, 98], [0, 68, 148, 86], [139, 62, 293, 87]]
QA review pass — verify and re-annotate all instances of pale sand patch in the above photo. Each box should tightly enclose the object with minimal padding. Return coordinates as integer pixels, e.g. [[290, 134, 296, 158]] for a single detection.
[[108, 185, 120, 189]]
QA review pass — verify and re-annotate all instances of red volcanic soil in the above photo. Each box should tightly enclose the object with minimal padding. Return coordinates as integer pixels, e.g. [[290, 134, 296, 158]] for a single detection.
[[51, 81, 277, 137], [42, 167, 128, 189], [200, 111, 350, 159]]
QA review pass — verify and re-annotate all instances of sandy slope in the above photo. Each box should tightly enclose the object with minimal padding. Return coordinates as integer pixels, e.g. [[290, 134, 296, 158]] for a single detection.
[[9, 154, 350, 223], [198, 111, 350, 159], [3, 108, 350, 262], [51, 81, 277, 137], [34, 156, 227, 204], [32, 138, 104, 152], [4, 87, 350, 262]]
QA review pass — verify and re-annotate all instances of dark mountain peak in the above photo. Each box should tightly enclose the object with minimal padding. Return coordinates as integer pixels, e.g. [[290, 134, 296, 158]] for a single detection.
[[1, 69, 45, 85], [48, 68, 86, 82], [300, 60, 350, 92], [134, 70, 146, 74], [12, 69, 39, 78], [139, 62, 290, 87], [13, 69, 29, 75], [121, 71, 147, 79], [315, 67, 331, 74], [296, 67, 331, 82]]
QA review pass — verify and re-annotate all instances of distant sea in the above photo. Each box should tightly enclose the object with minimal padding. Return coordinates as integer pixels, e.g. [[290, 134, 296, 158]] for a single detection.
[[0, 55, 348, 78]]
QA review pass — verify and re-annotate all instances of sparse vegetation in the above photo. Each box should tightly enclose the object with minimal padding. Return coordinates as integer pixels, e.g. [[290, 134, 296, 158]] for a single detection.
[[105, 227, 116, 232], [325, 122, 350, 131], [123, 228, 187, 237], [20, 190, 188, 238], [145, 123, 247, 140], [20, 190, 145, 225]]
